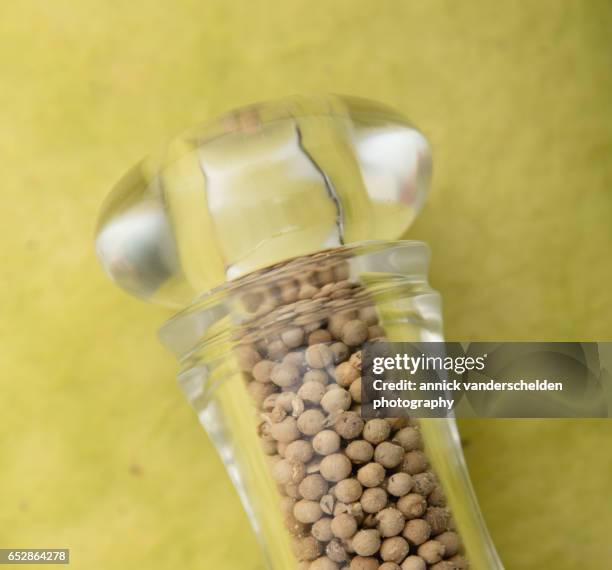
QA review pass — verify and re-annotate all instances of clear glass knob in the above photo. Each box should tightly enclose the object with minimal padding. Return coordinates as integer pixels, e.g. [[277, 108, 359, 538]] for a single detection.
[[95, 95, 432, 307]]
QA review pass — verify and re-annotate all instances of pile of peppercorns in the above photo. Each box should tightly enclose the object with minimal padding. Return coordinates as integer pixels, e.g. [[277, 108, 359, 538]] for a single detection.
[[234, 255, 468, 570]]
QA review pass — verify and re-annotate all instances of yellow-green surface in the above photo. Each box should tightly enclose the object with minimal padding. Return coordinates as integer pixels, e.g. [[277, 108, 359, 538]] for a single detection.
[[1, 1, 611, 569]]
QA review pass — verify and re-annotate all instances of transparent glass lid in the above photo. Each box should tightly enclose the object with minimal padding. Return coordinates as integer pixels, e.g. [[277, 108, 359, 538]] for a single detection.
[[95, 95, 432, 308]]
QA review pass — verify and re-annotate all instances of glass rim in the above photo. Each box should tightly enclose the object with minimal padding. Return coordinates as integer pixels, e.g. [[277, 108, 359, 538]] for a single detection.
[[158, 239, 432, 362]]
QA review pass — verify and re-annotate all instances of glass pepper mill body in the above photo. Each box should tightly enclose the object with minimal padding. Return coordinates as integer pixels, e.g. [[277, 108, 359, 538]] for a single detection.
[[96, 95, 503, 569]]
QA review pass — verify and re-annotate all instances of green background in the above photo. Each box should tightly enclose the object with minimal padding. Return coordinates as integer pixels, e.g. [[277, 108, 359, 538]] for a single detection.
[[1, 1, 610, 568]]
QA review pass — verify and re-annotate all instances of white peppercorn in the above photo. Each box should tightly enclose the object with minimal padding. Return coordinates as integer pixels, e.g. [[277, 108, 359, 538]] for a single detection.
[[320, 454, 352, 482], [271, 417, 301, 443], [334, 478, 363, 504], [425, 507, 450, 536], [300, 474, 330, 501], [401, 451, 428, 475], [349, 378, 362, 403], [334, 362, 360, 387], [273, 458, 306, 485], [283, 350, 306, 370], [300, 370, 327, 386], [321, 386, 352, 414], [294, 500, 324, 524], [294, 536, 323, 561], [286, 440, 315, 463], [276, 442, 289, 460], [312, 517, 334, 542], [298, 409, 327, 436], [402, 519, 431, 546], [345, 440, 374, 464], [306, 344, 335, 368], [430, 562, 458, 570], [332, 262, 350, 281], [428, 486, 447, 507], [331, 513, 358, 539], [276, 391, 298, 411], [310, 556, 340, 570], [326, 538, 349, 563], [328, 313, 354, 340], [286, 482, 301, 498], [291, 396, 306, 418], [320, 494, 336, 516], [330, 287, 351, 301], [304, 320, 324, 334], [334, 412, 364, 440], [379, 564, 401, 570], [235, 345, 261, 371], [352, 529, 381, 557], [299, 381, 327, 405], [330, 342, 350, 363], [350, 501, 366, 521], [417, 540, 445, 564], [281, 326, 305, 348], [331, 502, 348, 517], [270, 404, 288, 424], [313, 430, 342, 456], [367, 325, 385, 340], [360, 487, 388, 514], [400, 556, 426, 570], [393, 427, 422, 451], [252, 359, 275, 383], [315, 282, 334, 298], [341, 320, 369, 347], [397, 494, 427, 520], [436, 531, 461, 558], [386, 418, 408, 431], [321, 388, 352, 414], [387, 473, 413, 498], [357, 463, 385, 488], [376, 508, 405, 538], [316, 266, 335, 285], [363, 419, 391, 445], [380, 536, 409, 564], [412, 472, 436, 496], [247, 381, 276, 407], [278, 279, 299, 303], [267, 339, 289, 360], [271, 362, 300, 387], [309, 329, 333, 345], [374, 442, 405, 469], [358, 306, 378, 326], [262, 392, 280, 412], [350, 557, 379, 570]]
